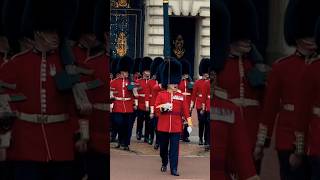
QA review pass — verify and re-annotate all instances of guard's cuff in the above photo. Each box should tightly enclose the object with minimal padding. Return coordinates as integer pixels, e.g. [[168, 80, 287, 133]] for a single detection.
[[150, 106, 154, 114], [79, 119, 90, 141], [145, 101, 149, 109], [187, 117, 192, 126], [190, 101, 194, 109], [134, 99, 138, 106], [201, 103, 206, 111], [294, 131, 305, 155], [246, 175, 260, 180], [256, 123, 268, 147], [0, 131, 11, 148]]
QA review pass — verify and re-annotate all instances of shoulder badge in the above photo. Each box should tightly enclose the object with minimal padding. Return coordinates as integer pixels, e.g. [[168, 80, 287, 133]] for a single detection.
[[10, 49, 31, 60], [273, 54, 293, 64]]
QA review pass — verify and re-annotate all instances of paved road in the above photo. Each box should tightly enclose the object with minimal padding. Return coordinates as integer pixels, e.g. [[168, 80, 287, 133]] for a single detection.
[[110, 110, 210, 180]]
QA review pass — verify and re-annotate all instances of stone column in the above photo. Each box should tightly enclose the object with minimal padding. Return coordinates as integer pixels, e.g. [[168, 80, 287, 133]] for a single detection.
[[266, 0, 295, 64]]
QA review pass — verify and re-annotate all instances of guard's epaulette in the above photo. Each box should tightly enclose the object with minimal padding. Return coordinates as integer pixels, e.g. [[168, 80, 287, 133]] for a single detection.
[[309, 55, 320, 64], [211, 106, 235, 124], [273, 54, 293, 64], [10, 48, 32, 60], [112, 77, 121, 81], [85, 51, 105, 62]]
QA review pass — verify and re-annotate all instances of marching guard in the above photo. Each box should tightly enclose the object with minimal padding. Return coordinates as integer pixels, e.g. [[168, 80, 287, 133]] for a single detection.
[[155, 59, 192, 176], [110, 56, 135, 151]]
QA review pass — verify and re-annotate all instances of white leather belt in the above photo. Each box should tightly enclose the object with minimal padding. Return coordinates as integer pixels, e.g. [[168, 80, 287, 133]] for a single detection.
[[114, 97, 131, 101], [138, 94, 145, 97], [93, 103, 110, 112], [313, 107, 320, 117], [230, 98, 260, 107], [197, 94, 203, 97], [18, 112, 68, 124], [182, 92, 191, 96], [283, 104, 294, 111]]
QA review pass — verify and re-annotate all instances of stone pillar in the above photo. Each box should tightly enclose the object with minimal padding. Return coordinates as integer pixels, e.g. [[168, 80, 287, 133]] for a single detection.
[[266, 0, 295, 64]]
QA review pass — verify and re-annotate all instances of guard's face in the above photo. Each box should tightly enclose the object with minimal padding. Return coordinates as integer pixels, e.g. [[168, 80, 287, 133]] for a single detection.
[[40, 31, 59, 49], [232, 39, 252, 54], [0, 36, 9, 52], [168, 84, 178, 91], [203, 73, 209, 79], [121, 71, 129, 78], [297, 38, 317, 54], [182, 74, 189, 79], [81, 33, 98, 47], [143, 71, 150, 78]]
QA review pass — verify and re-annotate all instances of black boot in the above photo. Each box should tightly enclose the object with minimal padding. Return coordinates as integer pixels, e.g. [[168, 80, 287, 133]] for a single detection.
[[154, 143, 159, 150], [161, 165, 167, 172], [171, 170, 179, 176], [199, 139, 204, 145]]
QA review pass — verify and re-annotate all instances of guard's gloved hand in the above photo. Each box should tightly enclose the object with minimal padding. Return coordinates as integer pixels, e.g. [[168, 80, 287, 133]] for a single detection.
[[187, 82, 194, 90], [247, 63, 271, 88], [127, 82, 135, 91], [160, 103, 172, 112], [0, 112, 16, 131]]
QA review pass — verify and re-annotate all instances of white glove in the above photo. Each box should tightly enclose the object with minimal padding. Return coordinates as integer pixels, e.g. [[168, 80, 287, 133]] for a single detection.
[[187, 126, 192, 135], [162, 103, 173, 111]]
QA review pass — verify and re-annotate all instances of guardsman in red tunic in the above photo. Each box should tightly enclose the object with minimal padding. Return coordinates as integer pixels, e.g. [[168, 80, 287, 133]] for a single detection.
[[211, 1, 260, 179], [131, 57, 141, 140], [216, 0, 267, 173], [254, 1, 316, 179], [190, 58, 210, 145], [155, 59, 192, 176], [4, 1, 79, 179], [110, 56, 134, 151], [70, 0, 109, 179], [178, 59, 194, 142], [135, 57, 152, 143], [293, 58, 320, 180], [291, 3, 320, 179], [110, 57, 120, 142], [147, 57, 164, 148]]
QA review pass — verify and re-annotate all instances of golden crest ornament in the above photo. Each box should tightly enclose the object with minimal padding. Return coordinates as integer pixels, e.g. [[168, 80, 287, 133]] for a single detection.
[[116, 32, 128, 57], [173, 34, 185, 59], [114, 0, 129, 8]]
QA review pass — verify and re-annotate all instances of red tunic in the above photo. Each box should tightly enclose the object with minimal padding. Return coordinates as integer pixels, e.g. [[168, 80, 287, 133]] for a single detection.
[[211, 95, 257, 180], [216, 56, 263, 148], [150, 84, 162, 115], [178, 78, 192, 109], [110, 77, 134, 113], [145, 79, 157, 106], [135, 78, 149, 111], [294, 59, 320, 156], [155, 91, 190, 133], [259, 52, 309, 151], [5, 50, 75, 162], [73, 46, 109, 154], [191, 79, 209, 109]]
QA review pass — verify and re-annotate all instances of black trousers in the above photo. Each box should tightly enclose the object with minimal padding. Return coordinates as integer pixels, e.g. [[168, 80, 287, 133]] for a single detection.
[[277, 150, 310, 180], [110, 113, 118, 140], [159, 132, 180, 172], [150, 117, 159, 145], [198, 110, 210, 144], [13, 161, 73, 180], [113, 113, 134, 146], [136, 110, 151, 140], [74, 151, 109, 180], [0, 161, 13, 180], [309, 156, 320, 180]]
